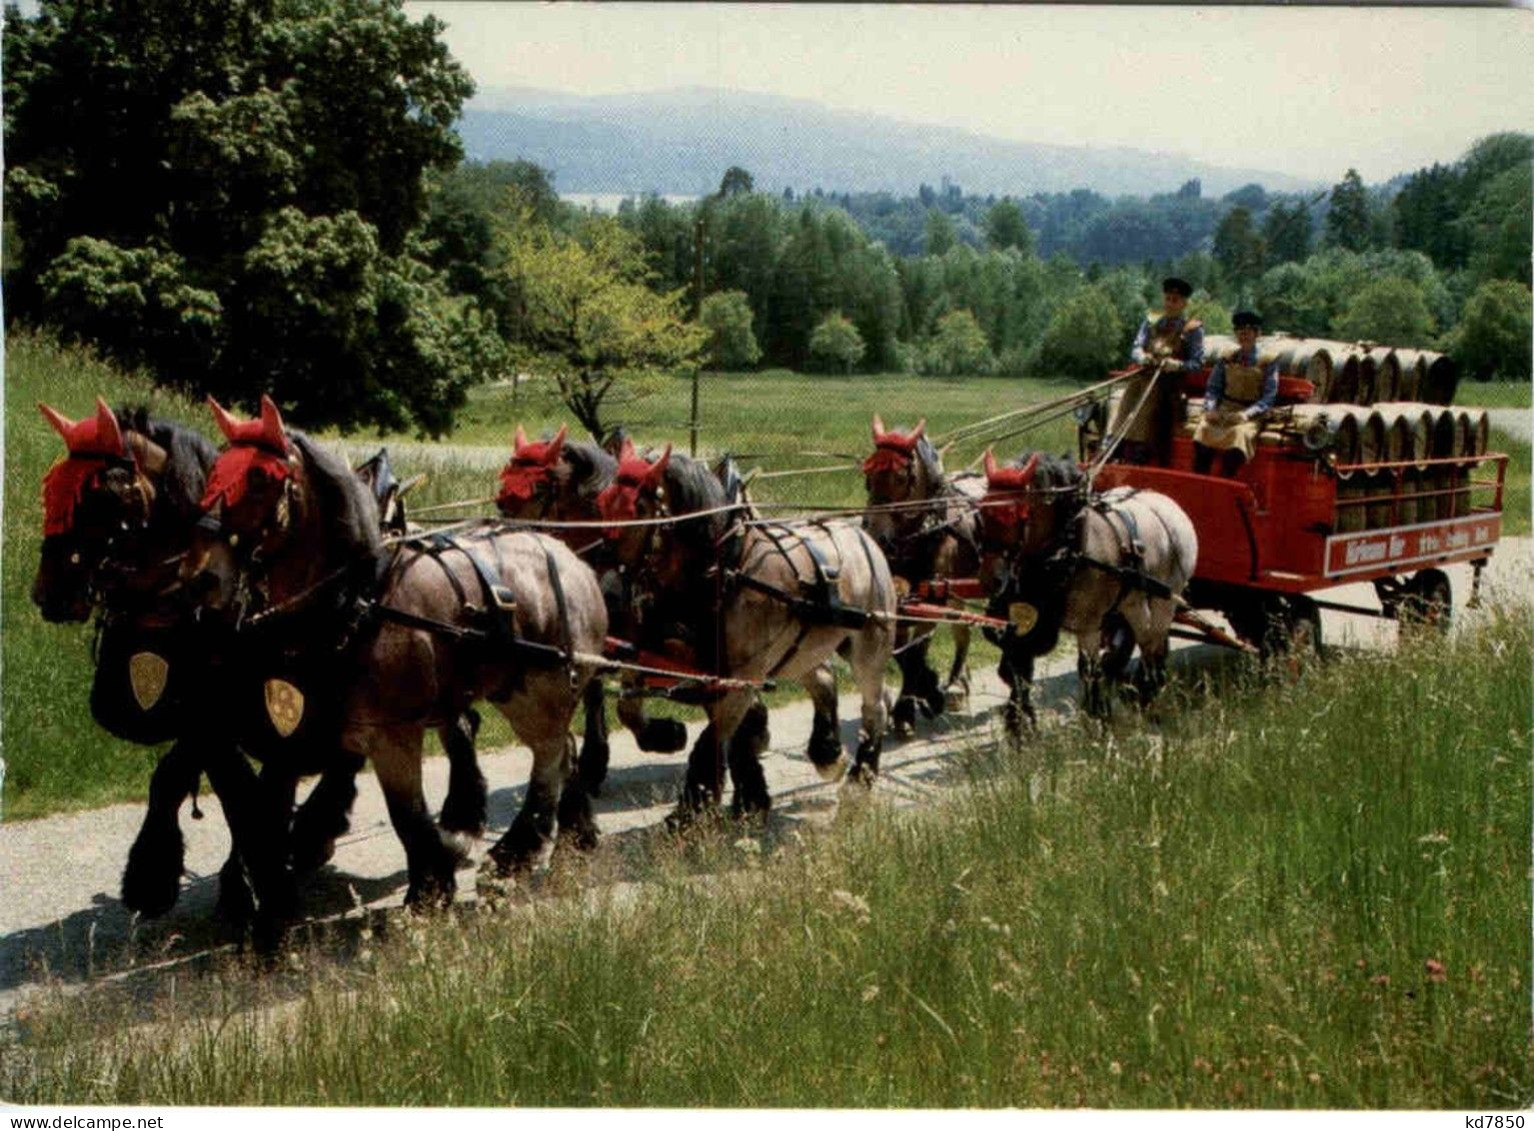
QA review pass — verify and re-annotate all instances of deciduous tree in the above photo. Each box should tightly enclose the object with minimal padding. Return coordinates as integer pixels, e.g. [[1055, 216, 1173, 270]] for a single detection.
[[1449, 279, 1532, 381], [4, 0, 491, 434], [808, 311, 866, 374], [699, 290, 762, 369], [493, 212, 705, 439]]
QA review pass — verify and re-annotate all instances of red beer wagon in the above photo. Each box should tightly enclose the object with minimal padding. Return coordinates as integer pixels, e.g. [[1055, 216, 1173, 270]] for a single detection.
[[1086, 363, 1506, 654]]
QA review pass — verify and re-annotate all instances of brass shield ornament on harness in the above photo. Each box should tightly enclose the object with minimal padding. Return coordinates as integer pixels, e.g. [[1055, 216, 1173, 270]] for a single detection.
[[128, 652, 170, 710], [1008, 602, 1040, 634], [264, 678, 305, 738]]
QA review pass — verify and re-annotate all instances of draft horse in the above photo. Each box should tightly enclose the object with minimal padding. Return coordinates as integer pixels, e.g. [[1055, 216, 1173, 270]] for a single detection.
[[29, 399, 417, 928], [977, 450, 1198, 729], [497, 424, 689, 794], [861, 415, 982, 733], [596, 442, 894, 817], [182, 397, 608, 912]]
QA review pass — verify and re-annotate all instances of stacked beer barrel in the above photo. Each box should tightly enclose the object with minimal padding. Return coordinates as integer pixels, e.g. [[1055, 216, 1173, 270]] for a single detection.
[[1206, 332, 1486, 532]]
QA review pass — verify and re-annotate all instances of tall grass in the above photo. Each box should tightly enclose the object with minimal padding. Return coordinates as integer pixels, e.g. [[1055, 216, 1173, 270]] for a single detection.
[[1457, 381, 1531, 410], [6, 608, 1527, 1107], [2, 334, 214, 819]]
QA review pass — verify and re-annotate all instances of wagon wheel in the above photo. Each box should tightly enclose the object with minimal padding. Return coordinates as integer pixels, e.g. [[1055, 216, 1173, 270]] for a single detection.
[[1279, 595, 1324, 673], [1230, 595, 1322, 669], [1398, 568, 1452, 636]]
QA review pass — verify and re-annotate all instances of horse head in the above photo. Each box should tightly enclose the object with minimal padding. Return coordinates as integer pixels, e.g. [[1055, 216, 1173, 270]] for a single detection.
[[595, 438, 673, 570], [182, 395, 302, 607], [33, 397, 168, 622], [977, 449, 1042, 592], [861, 414, 932, 554], [496, 423, 569, 519]]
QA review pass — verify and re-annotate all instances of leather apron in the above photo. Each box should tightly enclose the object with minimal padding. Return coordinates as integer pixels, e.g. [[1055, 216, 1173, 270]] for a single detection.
[[1108, 314, 1194, 445], [1193, 354, 1267, 459]]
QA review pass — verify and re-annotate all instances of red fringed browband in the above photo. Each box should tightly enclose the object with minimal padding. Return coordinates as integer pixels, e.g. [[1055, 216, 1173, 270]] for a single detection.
[[37, 397, 130, 536], [498, 424, 568, 504], [200, 395, 295, 511]]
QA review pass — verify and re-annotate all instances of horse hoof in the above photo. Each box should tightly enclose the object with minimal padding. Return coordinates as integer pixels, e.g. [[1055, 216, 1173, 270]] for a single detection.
[[439, 797, 487, 840], [812, 753, 847, 782], [120, 844, 184, 919], [843, 763, 877, 790], [639, 718, 689, 754], [289, 836, 338, 877], [404, 875, 456, 913]]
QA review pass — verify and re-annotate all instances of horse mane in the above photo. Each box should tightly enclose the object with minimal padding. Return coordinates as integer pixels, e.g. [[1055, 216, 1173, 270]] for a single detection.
[[1014, 450, 1085, 496], [560, 439, 617, 506], [117, 406, 219, 529], [913, 436, 946, 492], [288, 431, 382, 560], [660, 451, 734, 559]]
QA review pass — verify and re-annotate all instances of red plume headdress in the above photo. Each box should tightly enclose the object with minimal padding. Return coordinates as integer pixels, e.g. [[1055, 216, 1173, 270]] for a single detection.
[[981, 450, 1041, 531], [38, 397, 129, 536], [862, 414, 927, 475], [200, 395, 295, 510], [595, 439, 672, 536], [498, 423, 569, 504]]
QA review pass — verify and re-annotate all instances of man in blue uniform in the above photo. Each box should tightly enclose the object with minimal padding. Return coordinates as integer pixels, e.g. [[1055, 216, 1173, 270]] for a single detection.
[[1110, 277, 1205, 465], [1193, 309, 1279, 477]]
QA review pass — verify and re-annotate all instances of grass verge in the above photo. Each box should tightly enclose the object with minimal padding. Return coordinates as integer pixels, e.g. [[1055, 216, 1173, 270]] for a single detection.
[[4, 607, 1528, 1107]]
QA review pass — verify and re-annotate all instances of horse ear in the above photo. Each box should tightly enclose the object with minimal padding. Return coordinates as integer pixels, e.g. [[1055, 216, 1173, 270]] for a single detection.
[[513, 423, 529, 453], [94, 397, 125, 455], [983, 448, 998, 482], [912, 418, 927, 442], [208, 396, 243, 443], [1019, 453, 1040, 485], [38, 402, 77, 443], [871, 414, 886, 442], [258, 395, 289, 453], [547, 424, 568, 463], [647, 443, 672, 484]]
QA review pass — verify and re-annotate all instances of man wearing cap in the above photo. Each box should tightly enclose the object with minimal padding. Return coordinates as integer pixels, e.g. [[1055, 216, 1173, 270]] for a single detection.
[[1109, 277, 1205, 465], [1192, 309, 1279, 477]]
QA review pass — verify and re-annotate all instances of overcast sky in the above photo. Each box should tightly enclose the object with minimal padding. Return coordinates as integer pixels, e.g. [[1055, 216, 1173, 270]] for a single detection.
[[406, 3, 1534, 184]]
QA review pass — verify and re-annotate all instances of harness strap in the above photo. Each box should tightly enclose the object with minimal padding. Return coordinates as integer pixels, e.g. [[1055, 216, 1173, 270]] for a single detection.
[[540, 541, 573, 663]]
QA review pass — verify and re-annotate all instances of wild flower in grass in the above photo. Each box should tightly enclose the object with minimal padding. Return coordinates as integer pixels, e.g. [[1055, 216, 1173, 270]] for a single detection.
[[861, 984, 880, 1003], [1425, 958, 1448, 983], [1371, 974, 1390, 988], [828, 889, 871, 923]]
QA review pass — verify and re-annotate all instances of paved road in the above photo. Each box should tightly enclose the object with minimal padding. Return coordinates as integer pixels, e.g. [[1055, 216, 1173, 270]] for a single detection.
[[1486, 407, 1531, 444], [2, 539, 1529, 1022]]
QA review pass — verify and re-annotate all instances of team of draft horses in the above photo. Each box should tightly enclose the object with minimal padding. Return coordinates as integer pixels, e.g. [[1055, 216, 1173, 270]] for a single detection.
[[32, 387, 1198, 944]]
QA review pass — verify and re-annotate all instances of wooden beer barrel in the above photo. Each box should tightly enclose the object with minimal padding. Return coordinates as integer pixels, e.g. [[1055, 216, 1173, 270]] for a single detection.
[[1392, 349, 1428, 401], [1464, 408, 1489, 457], [1420, 352, 1460, 405], [1356, 353, 1379, 406], [1268, 338, 1334, 400], [1329, 352, 1361, 405], [1371, 402, 1434, 469], [1367, 347, 1402, 402]]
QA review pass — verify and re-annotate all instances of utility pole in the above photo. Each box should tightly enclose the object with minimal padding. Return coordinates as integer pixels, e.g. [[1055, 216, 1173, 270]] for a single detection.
[[690, 212, 705, 458]]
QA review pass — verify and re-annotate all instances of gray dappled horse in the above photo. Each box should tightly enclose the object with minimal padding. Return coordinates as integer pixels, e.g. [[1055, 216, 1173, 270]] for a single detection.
[[861, 416, 981, 734], [977, 450, 1198, 727], [596, 441, 893, 818], [182, 397, 607, 913]]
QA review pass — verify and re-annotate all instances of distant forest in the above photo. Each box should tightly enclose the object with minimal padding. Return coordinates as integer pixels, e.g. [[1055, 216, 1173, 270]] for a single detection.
[[5, 0, 1528, 437]]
